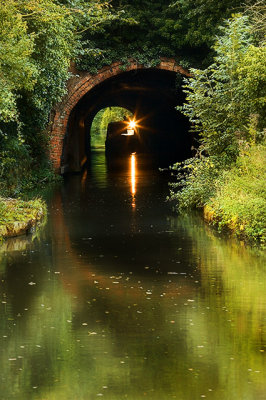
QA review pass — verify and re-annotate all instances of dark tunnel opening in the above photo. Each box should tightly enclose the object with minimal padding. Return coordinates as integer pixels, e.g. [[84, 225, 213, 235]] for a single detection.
[[62, 68, 193, 172]]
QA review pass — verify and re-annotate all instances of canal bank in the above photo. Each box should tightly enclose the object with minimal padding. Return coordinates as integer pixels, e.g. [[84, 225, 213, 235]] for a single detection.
[[203, 141, 266, 246], [169, 141, 266, 246], [0, 197, 46, 241]]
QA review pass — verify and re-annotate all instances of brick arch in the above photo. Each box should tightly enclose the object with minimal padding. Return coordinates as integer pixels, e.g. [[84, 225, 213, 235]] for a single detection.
[[49, 58, 190, 172]]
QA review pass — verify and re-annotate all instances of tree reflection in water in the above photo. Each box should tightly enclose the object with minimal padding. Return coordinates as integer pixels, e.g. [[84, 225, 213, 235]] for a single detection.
[[0, 153, 265, 400]]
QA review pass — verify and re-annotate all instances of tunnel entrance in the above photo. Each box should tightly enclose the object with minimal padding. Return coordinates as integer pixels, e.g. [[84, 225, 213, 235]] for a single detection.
[[50, 59, 192, 173], [90, 107, 133, 149]]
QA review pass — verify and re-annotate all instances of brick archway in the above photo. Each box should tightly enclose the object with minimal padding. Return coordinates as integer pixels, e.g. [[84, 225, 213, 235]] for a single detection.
[[49, 58, 190, 172]]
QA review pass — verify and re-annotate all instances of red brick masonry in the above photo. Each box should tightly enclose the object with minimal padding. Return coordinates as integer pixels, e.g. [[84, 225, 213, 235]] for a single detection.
[[49, 58, 190, 172]]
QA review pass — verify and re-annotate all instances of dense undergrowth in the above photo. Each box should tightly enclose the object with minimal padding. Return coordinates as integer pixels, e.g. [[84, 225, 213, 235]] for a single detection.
[[169, 14, 266, 244], [0, 0, 115, 196], [205, 142, 266, 243], [0, 197, 45, 225]]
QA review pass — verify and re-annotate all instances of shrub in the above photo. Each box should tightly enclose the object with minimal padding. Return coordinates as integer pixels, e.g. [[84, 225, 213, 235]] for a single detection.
[[207, 141, 266, 242]]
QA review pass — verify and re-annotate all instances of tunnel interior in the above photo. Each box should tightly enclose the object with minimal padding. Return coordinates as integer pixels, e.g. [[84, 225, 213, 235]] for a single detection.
[[62, 68, 192, 172]]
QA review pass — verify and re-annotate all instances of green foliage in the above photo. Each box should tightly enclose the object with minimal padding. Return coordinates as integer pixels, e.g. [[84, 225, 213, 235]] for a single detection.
[[180, 15, 265, 160], [169, 155, 223, 210], [0, 0, 112, 195], [207, 141, 266, 242], [91, 107, 133, 147], [170, 14, 266, 242], [0, 0, 261, 200], [21, 1, 74, 111], [236, 44, 266, 132], [0, 196, 46, 241], [77, 0, 245, 72], [0, 134, 31, 195], [0, 1, 37, 122], [244, 0, 266, 44], [99, 107, 132, 134], [171, 0, 244, 47]]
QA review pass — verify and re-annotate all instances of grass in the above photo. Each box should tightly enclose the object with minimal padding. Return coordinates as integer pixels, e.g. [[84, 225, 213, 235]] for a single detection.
[[0, 197, 46, 240], [205, 142, 266, 243]]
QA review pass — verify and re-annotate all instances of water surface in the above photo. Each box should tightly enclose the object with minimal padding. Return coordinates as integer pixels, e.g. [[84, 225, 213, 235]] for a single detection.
[[0, 151, 265, 399]]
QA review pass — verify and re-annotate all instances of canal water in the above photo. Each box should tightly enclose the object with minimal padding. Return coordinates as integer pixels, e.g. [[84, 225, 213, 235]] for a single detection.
[[0, 151, 265, 400]]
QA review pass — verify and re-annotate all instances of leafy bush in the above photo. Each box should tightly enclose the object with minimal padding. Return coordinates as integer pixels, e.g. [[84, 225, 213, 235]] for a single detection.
[[77, 0, 245, 72], [0, 0, 112, 195], [0, 133, 31, 195], [169, 155, 223, 209], [170, 14, 266, 242], [0, 1, 37, 123], [180, 15, 265, 161], [0, 197, 46, 226], [207, 142, 266, 242]]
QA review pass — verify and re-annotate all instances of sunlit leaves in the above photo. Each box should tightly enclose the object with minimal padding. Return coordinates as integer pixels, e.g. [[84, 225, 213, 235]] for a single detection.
[[0, 0, 112, 194], [0, 1, 37, 122], [180, 15, 265, 159], [208, 141, 266, 241], [170, 14, 266, 216], [236, 45, 266, 129], [244, 0, 266, 43]]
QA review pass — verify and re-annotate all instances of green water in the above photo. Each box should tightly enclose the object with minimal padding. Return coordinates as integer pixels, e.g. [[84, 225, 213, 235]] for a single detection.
[[0, 151, 265, 399]]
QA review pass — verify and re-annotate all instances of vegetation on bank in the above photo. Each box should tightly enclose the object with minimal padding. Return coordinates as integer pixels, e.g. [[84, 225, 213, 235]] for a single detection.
[[204, 142, 266, 242], [0, 0, 248, 196], [169, 14, 266, 243], [0, 0, 116, 196], [0, 197, 46, 240], [0, 1, 265, 244]]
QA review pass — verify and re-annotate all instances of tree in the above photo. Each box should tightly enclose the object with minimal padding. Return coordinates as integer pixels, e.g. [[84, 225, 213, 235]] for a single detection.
[[169, 15, 266, 210], [0, 0, 114, 194], [77, 0, 246, 72], [180, 15, 265, 160], [244, 0, 266, 43], [0, 1, 37, 123]]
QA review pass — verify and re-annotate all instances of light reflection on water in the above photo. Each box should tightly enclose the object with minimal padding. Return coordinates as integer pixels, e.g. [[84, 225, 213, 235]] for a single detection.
[[130, 153, 136, 209], [0, 151, 265, 400]]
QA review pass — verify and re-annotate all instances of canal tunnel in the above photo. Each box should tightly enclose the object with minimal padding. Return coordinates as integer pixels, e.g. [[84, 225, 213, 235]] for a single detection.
[[50, 60, 192, 173]]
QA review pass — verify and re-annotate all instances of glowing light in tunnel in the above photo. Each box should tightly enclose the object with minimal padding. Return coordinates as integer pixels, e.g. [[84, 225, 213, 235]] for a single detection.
[[128, 120, 136, 130], [122, 119, 137, 136]]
